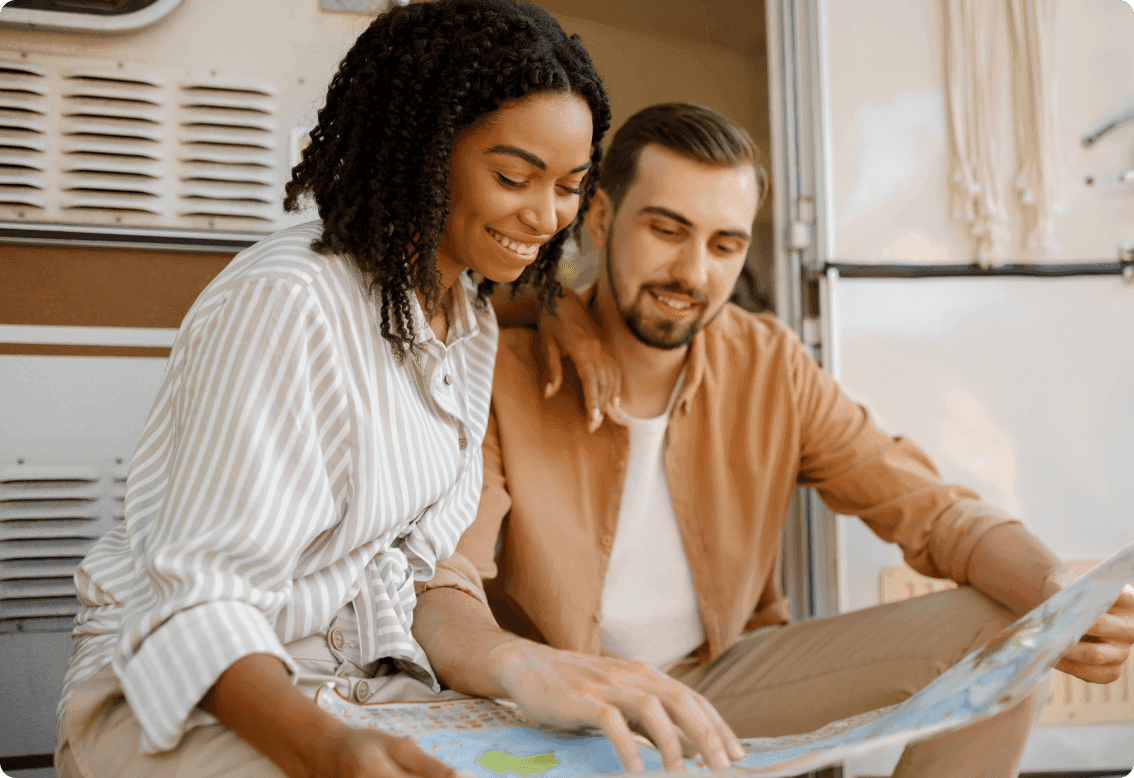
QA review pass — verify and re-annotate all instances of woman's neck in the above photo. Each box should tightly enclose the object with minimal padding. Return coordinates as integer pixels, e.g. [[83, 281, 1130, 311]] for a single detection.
[[423, 248, 468, 343]]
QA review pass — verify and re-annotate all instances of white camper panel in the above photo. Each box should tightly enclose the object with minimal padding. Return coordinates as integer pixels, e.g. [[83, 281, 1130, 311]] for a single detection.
[[821, 0, 1134, 774]]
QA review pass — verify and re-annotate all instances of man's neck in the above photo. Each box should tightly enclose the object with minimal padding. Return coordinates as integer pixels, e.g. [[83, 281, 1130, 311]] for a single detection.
[[592, 283, 688, 420]]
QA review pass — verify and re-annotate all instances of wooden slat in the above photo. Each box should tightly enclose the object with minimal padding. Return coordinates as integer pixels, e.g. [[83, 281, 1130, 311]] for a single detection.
[[0, 243, 233, 329]]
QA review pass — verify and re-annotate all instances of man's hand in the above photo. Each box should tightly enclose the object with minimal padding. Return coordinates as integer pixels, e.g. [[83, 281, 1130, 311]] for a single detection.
[[491, 640, 744, 773], [1042, 571, 1134, 684], [537, 291, 620, 433]]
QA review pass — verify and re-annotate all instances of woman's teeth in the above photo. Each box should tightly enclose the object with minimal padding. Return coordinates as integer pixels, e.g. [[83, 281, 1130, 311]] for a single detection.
[[653, 292, 693, 310], [488, 229, 539, 258]]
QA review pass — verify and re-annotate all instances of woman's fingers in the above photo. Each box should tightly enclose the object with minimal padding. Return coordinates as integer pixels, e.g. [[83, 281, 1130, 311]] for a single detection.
[[585, 368, 603, 432], [541, 337, 563, 399], [384, 733, 461, 778], [345, 731, 425, 778]]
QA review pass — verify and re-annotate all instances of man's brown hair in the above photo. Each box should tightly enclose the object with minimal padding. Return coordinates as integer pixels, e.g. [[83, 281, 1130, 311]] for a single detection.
[[597, 102, 769, 213]]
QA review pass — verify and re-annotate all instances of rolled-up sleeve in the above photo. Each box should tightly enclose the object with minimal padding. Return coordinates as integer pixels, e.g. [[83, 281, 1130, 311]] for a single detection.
[[111, 277, 349, 752], [789, 334, 1017, 583]]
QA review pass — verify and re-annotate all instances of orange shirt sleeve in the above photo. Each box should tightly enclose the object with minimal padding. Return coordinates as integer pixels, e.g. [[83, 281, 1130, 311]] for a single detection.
[[787, 329, 1013, 584], [416, 407, 511, 609]]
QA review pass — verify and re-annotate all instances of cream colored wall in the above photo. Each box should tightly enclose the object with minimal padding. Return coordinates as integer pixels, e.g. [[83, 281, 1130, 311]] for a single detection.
[[546, 11, 767, 153], [0, 0, 774, 300], [539, 8, 774, 303]]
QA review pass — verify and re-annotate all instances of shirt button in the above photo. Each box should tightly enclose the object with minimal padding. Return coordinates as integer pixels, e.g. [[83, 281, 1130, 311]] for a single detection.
[[458, 438, 467, 450], [337, 670, 350, 678], [355, 680, 371, 702], [330, 629, 345, 650], [443, 374, 453, 385]]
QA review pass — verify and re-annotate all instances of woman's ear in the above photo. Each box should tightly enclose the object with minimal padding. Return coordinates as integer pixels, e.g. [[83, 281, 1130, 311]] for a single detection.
[[585, 188, 613, 250]]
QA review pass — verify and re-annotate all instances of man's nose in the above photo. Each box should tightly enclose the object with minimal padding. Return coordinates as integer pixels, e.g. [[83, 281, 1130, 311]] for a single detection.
[[672, 242, 709, 289]]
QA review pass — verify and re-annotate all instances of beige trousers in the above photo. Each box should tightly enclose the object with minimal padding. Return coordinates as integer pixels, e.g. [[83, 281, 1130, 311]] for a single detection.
[[58, 588, 1043, 778], [670, 586, 1047, 778], [55, 606, 467, 778]]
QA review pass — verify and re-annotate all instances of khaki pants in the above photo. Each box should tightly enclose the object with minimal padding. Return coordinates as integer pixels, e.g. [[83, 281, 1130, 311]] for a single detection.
[[670, 586, 1048, 778], [59, 588, 1043, 778], [55, 606, 467, 778]]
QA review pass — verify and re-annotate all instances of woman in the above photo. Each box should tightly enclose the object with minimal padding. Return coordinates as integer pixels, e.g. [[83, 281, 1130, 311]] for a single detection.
[[55, 3, 610, 777]]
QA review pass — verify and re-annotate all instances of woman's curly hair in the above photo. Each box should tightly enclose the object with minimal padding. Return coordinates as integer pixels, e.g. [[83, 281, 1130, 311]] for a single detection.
[[284, 0, 610, 358]]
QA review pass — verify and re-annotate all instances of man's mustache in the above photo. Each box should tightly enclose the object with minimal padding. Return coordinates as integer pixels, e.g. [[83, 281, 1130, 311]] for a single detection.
[[639, 282, 708, 305]]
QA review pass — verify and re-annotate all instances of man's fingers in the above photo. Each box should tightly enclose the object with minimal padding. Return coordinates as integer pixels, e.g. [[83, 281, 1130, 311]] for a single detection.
[[627, 694, 686, 771], [692, 692, 745, 760], [1083, 611, 1134, 644], [660, 691, 729, 769], [677, 691, 740, 765], [1063, 637, 1130, 668], [1111, 584, 1134, 612], [385, 734, 460, 778], [1055, 656, 1127, 685], [596, 704, 646, 773]]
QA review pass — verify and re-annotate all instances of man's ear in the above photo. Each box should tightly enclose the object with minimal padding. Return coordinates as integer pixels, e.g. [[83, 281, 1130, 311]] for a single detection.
[[585, 188, 613, 250]]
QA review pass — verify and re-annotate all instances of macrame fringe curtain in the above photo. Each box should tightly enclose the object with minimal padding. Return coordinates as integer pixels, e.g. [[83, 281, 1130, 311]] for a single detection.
[[943, 0, 1063, 266]]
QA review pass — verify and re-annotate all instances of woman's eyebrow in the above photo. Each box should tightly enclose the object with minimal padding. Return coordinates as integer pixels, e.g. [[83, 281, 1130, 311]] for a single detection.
[[487, 144, 592, 173]]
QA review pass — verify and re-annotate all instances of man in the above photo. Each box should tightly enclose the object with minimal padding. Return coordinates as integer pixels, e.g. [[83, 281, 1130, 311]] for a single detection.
[[412, 103, 1134, 778]]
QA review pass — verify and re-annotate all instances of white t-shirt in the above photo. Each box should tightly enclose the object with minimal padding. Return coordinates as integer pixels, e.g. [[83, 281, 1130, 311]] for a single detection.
[[598, 372, 705, 668]]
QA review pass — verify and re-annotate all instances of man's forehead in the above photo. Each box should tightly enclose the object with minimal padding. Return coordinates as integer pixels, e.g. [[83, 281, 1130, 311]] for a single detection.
[[624, 144, 759, 229]]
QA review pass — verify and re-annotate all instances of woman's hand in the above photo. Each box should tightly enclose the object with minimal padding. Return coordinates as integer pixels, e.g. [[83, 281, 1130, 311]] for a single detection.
[[1042, 571, 1134, 685], [203, 653, 461, 778], [309, 725, 463, 778], [491, 640, 744, 773], [538, 289, 620, 432]]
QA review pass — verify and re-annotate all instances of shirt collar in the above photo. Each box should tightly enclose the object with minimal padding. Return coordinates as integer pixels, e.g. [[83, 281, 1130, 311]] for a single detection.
[[408, 270, 481, 350]]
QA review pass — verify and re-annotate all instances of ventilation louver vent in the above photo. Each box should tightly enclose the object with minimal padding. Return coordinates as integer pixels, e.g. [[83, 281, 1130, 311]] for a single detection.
[[0, 52, 286, 233], [0, 60, 48, 213], [62, 67, 165, 220], [0, 461, 128, 633], [178, 77, 278, 224]]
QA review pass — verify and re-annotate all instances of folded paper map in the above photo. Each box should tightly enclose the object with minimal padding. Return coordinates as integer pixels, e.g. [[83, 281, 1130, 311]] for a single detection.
[[316, 540, 1134, 777]]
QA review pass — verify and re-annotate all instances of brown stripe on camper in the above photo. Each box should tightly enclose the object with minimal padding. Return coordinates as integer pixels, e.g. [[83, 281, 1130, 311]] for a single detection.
[[0, 244, 233, 329], [0, 343, 172, 357]]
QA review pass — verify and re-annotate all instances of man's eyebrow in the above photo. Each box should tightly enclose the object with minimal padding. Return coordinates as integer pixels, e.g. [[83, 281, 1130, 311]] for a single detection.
[[642, 206, 751, 241], [641, 206, 692, 226], [487, 145, 592, 174]]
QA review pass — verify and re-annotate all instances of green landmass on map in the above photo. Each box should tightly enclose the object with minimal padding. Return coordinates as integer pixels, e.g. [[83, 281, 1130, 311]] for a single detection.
[[476, 750, 559, 776]]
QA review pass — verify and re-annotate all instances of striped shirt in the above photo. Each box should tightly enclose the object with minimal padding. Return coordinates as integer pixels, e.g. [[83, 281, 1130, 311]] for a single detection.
[[59, 221, 498, 753]]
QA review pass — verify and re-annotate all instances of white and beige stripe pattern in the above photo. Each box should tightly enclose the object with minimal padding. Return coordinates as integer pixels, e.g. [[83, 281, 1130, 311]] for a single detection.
[[58, 220, 497, 754]]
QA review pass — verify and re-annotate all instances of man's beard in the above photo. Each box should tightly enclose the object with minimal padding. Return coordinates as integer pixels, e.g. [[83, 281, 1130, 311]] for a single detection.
[[606, 246, 708, 350]]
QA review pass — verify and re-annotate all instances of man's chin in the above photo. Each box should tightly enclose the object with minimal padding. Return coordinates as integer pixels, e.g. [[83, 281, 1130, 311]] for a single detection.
[[626, 317, 699, 350]]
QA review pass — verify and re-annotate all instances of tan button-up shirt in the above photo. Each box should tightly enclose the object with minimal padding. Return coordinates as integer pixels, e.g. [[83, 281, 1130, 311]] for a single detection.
[[423, 305, 1047, 664]]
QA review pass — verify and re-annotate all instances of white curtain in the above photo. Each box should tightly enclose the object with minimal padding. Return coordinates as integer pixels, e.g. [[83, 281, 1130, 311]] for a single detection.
[[943, 0, 1062, 266]]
